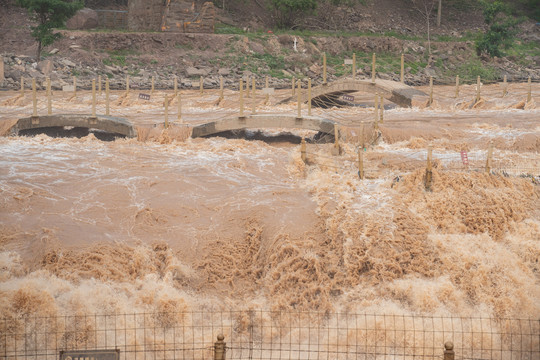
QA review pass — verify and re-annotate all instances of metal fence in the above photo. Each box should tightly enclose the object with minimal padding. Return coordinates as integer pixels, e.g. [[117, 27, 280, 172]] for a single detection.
[[96, 10, 128, 30], [1, 311, 539, 360]]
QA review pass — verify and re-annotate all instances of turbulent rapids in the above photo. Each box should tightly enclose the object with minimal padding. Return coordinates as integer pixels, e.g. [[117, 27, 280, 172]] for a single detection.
[[0, 84, 539, 359]]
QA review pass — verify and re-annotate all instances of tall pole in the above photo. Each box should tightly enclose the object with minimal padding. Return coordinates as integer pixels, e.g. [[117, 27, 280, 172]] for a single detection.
[[429, 76, 433, 105], [174, 76, 178, 96], [323, 53, 327, 85], [32, 78, 37, 117], [292, 76, 295, 96], [20, 76, 24, 96], [126, 75, 130, 94], [200, 76, 203, 94], [265, 76, 269, 104], [91, 79, 96, 118], [308, 78, 312, 116], [527, 77, 532, 103], [455, 75, 460, 98], [98, 75, 102, 96], [219, 76, 224, 101], [105, 78, 110, 116], [73, 76, 77, 97], [371, 53, 376, 83], [297, 79, 301, 118], [177, 92, 182, 123], [358, 148, 364, 180], [502, 75, 507, 97], [485, 142, 493, 174], [476, 76, 481, 103], [239, 79, 244, 117], [400, 54, 404, 83], [164, 94, 169, 129], [352, 53, 356, 80], [47, 77, 52, 115], [151, 76, 155, 94]]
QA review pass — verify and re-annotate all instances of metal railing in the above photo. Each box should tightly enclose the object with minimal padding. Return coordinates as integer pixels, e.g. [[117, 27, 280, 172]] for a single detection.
[[1, 311, 539, 360]]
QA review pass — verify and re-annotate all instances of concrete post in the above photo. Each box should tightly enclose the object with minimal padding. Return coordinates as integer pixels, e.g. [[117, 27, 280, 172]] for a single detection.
[[164, 94, 169, 129], [177, 92, 182, 123], [174, 76, 178, 96], [98, 75, 102, 96], [485, 142, 493, 174], [91, 79, 96, 118], [32, 78, 37, 117], [527, 77, 532, 103], [425, 145, 433, 191], [429, 77, 433, 105], [476, 76, 481, 103], [308, 78, 312, 116], [455, 75, 459, 98], [126, 75, 130, 94], [151, 76, 155, 94], [502, 75, 507, 97], [352, 53, 356, 80], [292, 76, 295, 96], [443, 342, 454, 360], [400, 53, 404, 83], [323, 53, 327, 85], [361, 121, 365, 150], [214, 335, 226, 360], [47, 77, 52, 115], [200, 76, 203, 94], [297, 79, 301, 118], [358, 148, 364, 180], [239, 79, 244, 117], [105, 78, 110, 116], [371, 53, 376, 83], [21, 76, 24, 95], [301, 138, 307, 163]]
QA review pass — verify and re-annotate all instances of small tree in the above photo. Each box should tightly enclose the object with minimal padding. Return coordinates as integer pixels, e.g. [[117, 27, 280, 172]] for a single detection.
[[16, 0, 84, 60], [270, 0, 317, 29], [476, 0, 520, 57], [411, 0, 437, 55]]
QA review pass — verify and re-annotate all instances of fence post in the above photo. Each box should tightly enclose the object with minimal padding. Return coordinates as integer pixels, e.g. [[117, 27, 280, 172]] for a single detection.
[[424, 145, 433, 191], [485, 142, 493, 174], [297, 79, 301, 118], [164, 94, 169, 129], [379, 94, 384, 123], [361, 121, 365, 150], [32, 78, 37, 118], [371, 53, 376, 83], [252, 77, 255, 99], [174, 76, 178, 96], [429, 76, 433, 105], [502, 75, 507, 97], [200, 76, 203, 95], [292, 76, 295, 96], [239, 79, 244, 117], [265, 76, 269, 104], [105, 78, 110, 116], [98, 75, 102, 96], [308, 78, 312, 116], [73, 76, 77, 97], [177, 92, 182, 123], [374, 93, 379, 122], [455, 75, 459, 98], [323, 53, 327, 85], [151, 76, 155, 94], [20, 76, 24, 95], [91, 79, 96, 118], [219, 76, 224, 101], [333, 124, 340, 155], [352, 53, 356, 80], [443, 342, 454, 360], [400, 53, 404, 83], [47, 77, 52, 115], [301, 138, 307, 163], [476, 76, 481, 103], [252, 79, 257, 114], [126, 75, 130, 94], [527, 76, 532, 103], [358, 148, 364, 180], [214, 334, 226, 360]]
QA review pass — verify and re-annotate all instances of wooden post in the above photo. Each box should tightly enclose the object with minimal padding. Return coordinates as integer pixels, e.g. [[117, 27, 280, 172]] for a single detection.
[[292, 76, 295, 96], [334, 124, 340, 155], [174, 76, 178, 96], [177, 92, 182, 123], [476, 76, 481, 103], [126, 75, 130, 94], [400, 53, 405, 83], [252, 77, 255, 99], [429, 76, 433, 105], [246, 76, 250, 98], [98, 75, 102, 96], [239, 79, 244, 117], [455, 75, 460, 98], [265, 76, 269, 104], [358, 148, 364, 180], [374, 93, 379, 122], [502, 75, 507, 97], [47, 77, 52, 115], [91, 79, 96, 118], [252, 79, 257, 114], [379, 94, 384, 123], [352, 53, 356, 80], [308, 78, 312, 116], [297, 79, 301, 118], [32, 78, 37, 117], [200, 76, 203, 94], [214, 335, 226, 360], [485, 142, 493, 174], [371, 53, 376, 83], [73, 76, 77, 97], [151, 76, 155, 94], [301, 138, 307, 163], [20, 76, 24, 95], [443, 342, 455, 360], [219, 76, 224, 101], [425, 145, 433, 191], [527, 76, 532, 103], [361, 121, 365, 150], [323, 53, 327, 84], [164, 94, 169, 129], [105, 78, 110, 116]]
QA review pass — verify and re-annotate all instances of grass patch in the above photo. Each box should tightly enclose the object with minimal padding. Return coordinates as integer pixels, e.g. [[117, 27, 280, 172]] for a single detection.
[[455, 58, 500, 83]]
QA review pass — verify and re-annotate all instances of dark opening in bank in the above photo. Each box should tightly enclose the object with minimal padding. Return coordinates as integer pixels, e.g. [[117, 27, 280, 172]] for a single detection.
[[18, 126, 127, 141], [202, 129, 335, 144]]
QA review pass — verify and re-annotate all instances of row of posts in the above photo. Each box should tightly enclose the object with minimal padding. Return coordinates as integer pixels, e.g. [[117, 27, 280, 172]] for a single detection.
[[213, 336, 456, 360]]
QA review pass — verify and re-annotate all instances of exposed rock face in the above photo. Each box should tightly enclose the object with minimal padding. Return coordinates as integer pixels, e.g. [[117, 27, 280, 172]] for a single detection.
[[161, 1, 215, 33], [66, 8, 98, 30], [128, 0, 163, 31]]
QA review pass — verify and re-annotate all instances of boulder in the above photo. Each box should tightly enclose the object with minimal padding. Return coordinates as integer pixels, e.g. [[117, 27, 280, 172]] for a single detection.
[[37, 59, 53, 75], [218, 68, 230, 76], [185, 67, 208, 77], [66, 8, 98, 30]]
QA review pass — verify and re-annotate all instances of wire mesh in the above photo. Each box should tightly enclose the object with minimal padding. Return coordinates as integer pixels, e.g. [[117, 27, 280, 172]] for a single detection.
[[1, 312, 538, 360]]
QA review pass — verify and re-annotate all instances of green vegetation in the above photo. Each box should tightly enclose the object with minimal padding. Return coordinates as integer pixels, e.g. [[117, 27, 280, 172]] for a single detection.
[[455, 58, 500, 82], [476, 0, 520, 57], [16, 0, 84, 60]]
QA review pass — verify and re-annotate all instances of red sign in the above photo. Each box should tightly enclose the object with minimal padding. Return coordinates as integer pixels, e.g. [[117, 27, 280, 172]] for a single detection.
[[460, 151, 469, 165]]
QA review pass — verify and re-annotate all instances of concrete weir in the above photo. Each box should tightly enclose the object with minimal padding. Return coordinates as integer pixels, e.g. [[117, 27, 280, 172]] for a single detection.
[[191, 114, 336, 138], [10, 114, 137, 138]]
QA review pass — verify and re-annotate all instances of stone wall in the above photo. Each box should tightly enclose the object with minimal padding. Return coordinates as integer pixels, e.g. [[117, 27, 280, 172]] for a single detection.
[[127, 0, 163, 32]]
